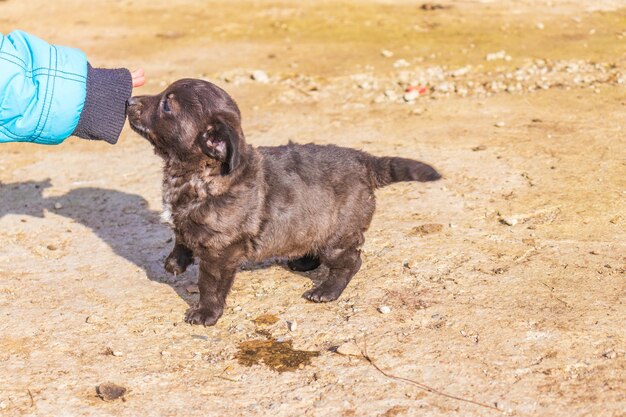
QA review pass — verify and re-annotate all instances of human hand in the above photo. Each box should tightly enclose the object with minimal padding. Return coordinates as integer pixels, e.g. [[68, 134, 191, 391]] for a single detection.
[[131, 69, 146, 88]]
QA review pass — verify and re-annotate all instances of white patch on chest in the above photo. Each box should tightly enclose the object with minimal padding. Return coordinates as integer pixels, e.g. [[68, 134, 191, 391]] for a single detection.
[[161, 203, 174, 226]]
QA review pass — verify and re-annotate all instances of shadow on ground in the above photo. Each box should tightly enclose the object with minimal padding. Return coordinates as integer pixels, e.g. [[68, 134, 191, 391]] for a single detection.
[[0, 180, 319, 306]]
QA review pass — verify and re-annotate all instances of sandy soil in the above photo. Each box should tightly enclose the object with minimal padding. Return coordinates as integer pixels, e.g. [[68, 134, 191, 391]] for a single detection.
[[1, 1, 625, 416]]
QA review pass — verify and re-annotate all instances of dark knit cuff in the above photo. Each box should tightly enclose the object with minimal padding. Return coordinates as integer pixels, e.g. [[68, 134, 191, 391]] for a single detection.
[[72, 64, 132, 144]]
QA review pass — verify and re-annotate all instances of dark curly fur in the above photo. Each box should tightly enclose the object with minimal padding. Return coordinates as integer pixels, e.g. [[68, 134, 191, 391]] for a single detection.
[[127, 79, 441, 326]]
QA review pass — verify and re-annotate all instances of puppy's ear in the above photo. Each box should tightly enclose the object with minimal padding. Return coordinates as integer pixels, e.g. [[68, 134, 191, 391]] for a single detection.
[[200, 113, 241, 175]]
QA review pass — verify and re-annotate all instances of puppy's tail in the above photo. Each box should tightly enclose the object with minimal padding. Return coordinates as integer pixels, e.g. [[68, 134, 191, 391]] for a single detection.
[[369, 156, 441, 188]]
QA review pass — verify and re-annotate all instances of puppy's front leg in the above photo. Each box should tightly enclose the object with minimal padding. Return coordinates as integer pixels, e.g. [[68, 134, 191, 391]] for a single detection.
[[164, 238, 194, 275], [184, 258, 237, 326]]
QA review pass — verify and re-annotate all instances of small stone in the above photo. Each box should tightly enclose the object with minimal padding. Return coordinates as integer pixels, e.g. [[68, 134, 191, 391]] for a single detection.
[[486, 50, 508, 61], [472, 145, 487, 151], [378, 305, 391, 314], [500, 217, 518, 226], [96, 382, 127, 402], [602, 350, 617, 359], [251, 70, 269, 83], [403, 90, 420, 102], [393, 59, 410, 68], [112, 351, 123, 357], [46, 244, 58, 251], [410, 107, 425, 115], [380, 49, 394, 58], [161, 351, 171, 356], [85, 315, 101, 324], [54, 202, 63, 210], [186, 284, 199, 294], [535, 22, 545, 30], [336, 342, 362, 357], [494, 121, 506, 128], [288, 320, 298, 332]]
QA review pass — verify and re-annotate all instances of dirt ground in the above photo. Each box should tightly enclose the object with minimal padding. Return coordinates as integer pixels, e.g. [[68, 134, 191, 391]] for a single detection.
[[1, 0, 625, 416]]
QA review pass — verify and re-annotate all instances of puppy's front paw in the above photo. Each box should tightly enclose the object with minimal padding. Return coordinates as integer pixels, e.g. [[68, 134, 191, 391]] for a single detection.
[[164, 251, 193, 275], [303, 284, 342, 303], [184, 305, 223, 326]]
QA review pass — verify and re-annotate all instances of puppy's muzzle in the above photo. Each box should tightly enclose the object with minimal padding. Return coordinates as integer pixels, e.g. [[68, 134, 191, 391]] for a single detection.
[[126, 98, 147, 133]]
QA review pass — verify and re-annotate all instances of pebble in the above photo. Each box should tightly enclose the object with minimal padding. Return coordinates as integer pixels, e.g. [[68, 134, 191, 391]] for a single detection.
[[288, 320, 298, 332], [54, 202, 63, 210], [602, 350, 617, 359], [380, 49, 394, 58], [393, 59, 410, 68], [251, 70, 269, 83], [46, 244, 58, 251], [378, 305, 391, 314], [494, 121, 506, 128], [500, 217, 518, 226], [112, 351, 123, 357], [96, 383, 126, 402], [85, 315, 101, 324], [403, 90, 420, 102], [336, 342, 362, 357], [485, 50, 512, 61]]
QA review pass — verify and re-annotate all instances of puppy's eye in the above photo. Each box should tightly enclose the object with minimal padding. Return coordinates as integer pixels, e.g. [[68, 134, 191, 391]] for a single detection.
[[162, 98, 171, 113]]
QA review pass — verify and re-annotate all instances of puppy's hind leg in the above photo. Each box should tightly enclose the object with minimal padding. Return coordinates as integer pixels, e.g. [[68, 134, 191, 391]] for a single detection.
[[303, 246, 362, 303], [288, 254, 321, 272], [164, 239, 194, 275]]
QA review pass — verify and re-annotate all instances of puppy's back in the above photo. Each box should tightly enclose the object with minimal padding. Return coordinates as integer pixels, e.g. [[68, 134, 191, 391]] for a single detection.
[[254, 143, 374, 258]]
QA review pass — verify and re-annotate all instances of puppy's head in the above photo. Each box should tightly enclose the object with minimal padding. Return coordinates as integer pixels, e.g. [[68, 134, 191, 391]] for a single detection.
[[127, 79, 244, 174]]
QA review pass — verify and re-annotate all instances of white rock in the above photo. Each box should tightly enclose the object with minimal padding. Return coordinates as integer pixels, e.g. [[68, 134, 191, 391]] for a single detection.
[[288, 320, 298, 332], [380, 49, 394, 58], [393, 59, 410, 68], [403, 90, 419, 102], [485, 50, 511, 61], [451, 66, 471, 77], [112, 351, 123, 357], [54, 202, 63, 210], [378, 305, 391, 314], [494, 121, 506, 128], [500, 217, 518, 226], [251, 70, 269, 83]]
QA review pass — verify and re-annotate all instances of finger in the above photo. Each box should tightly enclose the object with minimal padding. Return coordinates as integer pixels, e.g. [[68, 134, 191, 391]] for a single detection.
[[133, 77, 146, 88], [131, 68, 145, 78]]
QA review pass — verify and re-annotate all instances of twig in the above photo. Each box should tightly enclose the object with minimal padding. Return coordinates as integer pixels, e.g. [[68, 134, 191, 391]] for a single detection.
[[541, 282, 570, 307], [361, 339, 502, 412], [514, 247, 538, 264], [215, 367, 238, 383], [27, 389, 34, 407]]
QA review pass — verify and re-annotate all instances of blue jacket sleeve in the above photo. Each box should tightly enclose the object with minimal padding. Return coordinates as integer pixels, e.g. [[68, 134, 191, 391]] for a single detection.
[[0, 30, 87, 145]]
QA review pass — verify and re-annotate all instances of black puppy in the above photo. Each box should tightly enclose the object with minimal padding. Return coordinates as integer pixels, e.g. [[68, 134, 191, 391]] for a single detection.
[[127, 79, 441, 326]]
